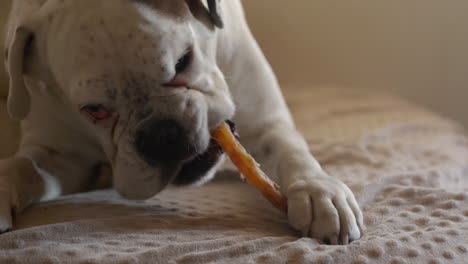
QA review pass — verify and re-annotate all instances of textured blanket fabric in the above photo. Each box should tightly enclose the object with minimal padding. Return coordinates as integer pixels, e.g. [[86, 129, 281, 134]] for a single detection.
[[1, 87, 467, 264]]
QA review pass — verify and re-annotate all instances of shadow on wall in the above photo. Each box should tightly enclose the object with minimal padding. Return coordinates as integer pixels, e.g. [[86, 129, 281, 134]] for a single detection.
[[243, 0, 468, 128]]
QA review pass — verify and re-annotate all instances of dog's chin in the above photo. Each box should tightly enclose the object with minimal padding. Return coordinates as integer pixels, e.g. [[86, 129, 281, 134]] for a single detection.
[[114, 173, 170, 200], [172, 138, 224, 185], [113, 157, 177, 200], [114, 139, 223, 200]]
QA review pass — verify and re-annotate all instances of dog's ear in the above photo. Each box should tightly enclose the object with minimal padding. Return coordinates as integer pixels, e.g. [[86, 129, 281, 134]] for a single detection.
[[5, 26, 34, 120], [207, 0, 223, 28], [186, 0, 223, 29]]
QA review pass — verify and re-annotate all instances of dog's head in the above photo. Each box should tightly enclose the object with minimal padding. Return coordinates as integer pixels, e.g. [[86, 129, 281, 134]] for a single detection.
[[4, 0, 235, 199]]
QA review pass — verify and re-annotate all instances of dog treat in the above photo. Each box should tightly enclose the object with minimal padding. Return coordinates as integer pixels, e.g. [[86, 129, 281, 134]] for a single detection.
[[211, 122, 288, 213]]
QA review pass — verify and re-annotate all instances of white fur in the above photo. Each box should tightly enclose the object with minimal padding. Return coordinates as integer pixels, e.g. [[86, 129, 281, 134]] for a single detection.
[[0, 0, 364, 244], [33, 161, 61, 202]]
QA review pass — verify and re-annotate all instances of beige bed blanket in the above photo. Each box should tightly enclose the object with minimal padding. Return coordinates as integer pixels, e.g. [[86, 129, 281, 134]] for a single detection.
[[0, 87, 467, 264]]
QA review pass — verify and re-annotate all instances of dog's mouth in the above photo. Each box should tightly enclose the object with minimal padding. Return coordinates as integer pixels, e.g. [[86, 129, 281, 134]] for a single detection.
[[170, 121, 236, 185], [171, 138, 224, 185]]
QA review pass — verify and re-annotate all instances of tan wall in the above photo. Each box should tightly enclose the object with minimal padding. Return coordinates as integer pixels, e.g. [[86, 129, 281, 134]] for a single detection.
[[243, 0, 468, 128]]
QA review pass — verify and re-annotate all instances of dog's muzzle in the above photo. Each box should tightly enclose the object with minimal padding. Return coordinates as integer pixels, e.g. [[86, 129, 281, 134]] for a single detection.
[[113, 117, 223, 200], [134, 118, 197, 165]]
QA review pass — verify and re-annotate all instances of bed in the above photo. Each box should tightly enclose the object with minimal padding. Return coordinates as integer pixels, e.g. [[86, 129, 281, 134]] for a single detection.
[[0, 86, 467, 264]]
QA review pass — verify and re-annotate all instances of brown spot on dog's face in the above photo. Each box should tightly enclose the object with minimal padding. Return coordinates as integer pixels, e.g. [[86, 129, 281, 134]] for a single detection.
[[105, 88, 117, 101], [263, 145, 272, 157]]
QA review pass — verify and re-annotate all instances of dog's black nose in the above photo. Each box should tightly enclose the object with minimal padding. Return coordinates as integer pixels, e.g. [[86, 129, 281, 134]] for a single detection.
[[134, 118, 196, 165]]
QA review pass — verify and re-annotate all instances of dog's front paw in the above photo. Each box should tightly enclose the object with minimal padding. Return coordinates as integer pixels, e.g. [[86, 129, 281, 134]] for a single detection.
[[286, 176, 364, 245]]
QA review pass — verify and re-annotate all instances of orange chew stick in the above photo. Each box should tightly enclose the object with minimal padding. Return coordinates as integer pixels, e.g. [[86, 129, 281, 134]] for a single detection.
[[211, 122, 288, 213]]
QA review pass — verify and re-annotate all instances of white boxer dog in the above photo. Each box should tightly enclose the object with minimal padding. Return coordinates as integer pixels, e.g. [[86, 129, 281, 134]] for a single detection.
[[0, 0, 364, 244]]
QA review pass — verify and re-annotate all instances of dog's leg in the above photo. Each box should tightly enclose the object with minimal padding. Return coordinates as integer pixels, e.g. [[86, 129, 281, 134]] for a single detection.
[[0, 144, 110, 233], [0, 156, 48, 233], [238, 122, 364, 244], [221, 14, 364, 244]]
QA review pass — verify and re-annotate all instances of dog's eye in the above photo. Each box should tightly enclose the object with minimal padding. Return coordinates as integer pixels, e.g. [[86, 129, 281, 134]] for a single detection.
[[80, 104, 111, 121], [175, 49, 192, 74]]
